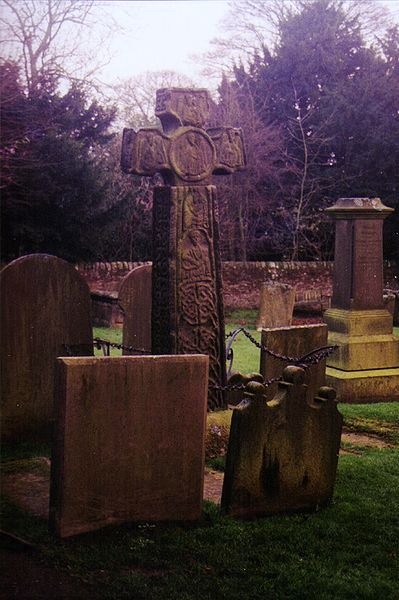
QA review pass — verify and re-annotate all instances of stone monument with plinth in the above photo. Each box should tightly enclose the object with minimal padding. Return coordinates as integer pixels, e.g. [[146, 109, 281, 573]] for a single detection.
[[324, 197, 399, 402]]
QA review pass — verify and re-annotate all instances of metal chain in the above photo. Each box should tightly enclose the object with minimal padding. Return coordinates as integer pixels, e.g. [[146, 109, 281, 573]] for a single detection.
[[93, 337, 152, 355], [228, 327, 338, 365], [209, 375, 284, 392], [63, 326, 337, 393], [62, 340, 151, 356]]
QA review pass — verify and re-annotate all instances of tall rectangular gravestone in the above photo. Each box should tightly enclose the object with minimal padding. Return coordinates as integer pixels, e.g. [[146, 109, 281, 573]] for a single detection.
[[260, 324, 328, 400], [121, 88, 246, 409], [1, 254, 93, 442], [118, 264, 152, 354], [50, 355, 208, 538]]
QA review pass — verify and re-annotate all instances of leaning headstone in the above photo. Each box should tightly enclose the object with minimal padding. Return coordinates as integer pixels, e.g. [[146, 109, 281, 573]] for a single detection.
[[221, 367, 342, 518], [50, 354, 208, 538], [260, 323, 328, 400], [324, 198, 399, 402], [256, 282, 295, 331], [121, 87, 246, 410], [118, 264, 152, 354], [1, 254, 93, 443]]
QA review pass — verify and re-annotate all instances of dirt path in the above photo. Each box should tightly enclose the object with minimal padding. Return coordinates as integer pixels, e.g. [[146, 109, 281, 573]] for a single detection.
[[1, 430, 393, 517]]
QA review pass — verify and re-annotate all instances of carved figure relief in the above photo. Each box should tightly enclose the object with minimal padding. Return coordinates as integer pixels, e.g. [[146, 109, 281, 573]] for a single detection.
[[208, 127, 246, 173], [156, 89, 210, 128], [155, 89, 171, 114], [138, 132, 168, 173], [170, 129, 215, 181], [181, 228, 212, 280]]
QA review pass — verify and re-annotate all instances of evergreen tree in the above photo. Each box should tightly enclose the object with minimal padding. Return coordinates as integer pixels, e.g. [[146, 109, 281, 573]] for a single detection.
[[222, 0, 399, 259], [0, 61, 117, 261]]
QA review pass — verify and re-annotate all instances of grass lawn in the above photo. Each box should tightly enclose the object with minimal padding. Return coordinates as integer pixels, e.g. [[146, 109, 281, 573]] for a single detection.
[[1, 442, 398, 600], [1, 315, 398, 599]]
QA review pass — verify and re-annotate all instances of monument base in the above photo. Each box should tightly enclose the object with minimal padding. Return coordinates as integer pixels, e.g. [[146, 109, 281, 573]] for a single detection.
[[326, 366, 399, 403], [324, 308, 399, 370]]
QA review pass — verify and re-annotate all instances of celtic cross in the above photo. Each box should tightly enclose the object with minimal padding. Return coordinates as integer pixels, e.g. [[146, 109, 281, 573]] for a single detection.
[[121, 88, 246, 409]]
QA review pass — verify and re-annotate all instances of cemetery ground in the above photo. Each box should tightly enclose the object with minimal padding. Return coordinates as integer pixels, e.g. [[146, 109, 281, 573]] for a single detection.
[[1, 314, 398, 599]]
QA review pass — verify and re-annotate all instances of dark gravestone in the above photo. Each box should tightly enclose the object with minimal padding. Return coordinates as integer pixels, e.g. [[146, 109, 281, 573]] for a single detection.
[[91, 292, 123, 328], [260, 324, 328, 400], [1, 254, 93, 442], [50, 354, 208, 538], [121, 87, 246, 409], [118, 264, 152, 354], [221, 367, 342, 518]]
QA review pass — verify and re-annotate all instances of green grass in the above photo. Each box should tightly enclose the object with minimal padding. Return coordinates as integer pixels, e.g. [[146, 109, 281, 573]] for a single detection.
[[93, 326, 123, 356], [225, 322, 261, 374], [1, 445, 398, 600]]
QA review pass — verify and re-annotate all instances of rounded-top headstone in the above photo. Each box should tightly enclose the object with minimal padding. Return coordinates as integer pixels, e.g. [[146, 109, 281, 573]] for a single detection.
[[118, 264, 152, 354], [1, 254, 93, 442]]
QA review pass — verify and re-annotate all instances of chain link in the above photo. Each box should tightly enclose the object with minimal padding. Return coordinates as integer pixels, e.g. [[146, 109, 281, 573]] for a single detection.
[[64, 326, 338, 393], [209, 375, 284, 392], [93, 337, 152, 355], [229, 327, 338, 364], [62, 339, 152, 356]]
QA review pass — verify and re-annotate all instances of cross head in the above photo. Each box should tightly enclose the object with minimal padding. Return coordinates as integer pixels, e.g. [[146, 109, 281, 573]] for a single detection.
[[121, 88, 246, 185]]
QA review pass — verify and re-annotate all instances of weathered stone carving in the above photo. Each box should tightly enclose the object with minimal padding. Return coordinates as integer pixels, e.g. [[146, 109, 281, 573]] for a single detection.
[[121, 89, 246, 187], [221, 367, 343, 518], [121, 88, 246, 409]]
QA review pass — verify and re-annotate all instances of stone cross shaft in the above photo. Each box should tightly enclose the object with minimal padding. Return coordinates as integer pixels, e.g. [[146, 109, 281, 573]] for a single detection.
[[121, 88, 246, 409]]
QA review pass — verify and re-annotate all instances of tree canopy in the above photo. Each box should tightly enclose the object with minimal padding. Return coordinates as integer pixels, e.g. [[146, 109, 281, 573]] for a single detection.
[[1, 0, 398, 263], [216, 0, 399, 259]]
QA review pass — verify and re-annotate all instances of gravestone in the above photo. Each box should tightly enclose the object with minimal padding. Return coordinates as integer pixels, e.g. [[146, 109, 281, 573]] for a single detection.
[[118, 264, 152, 353], [221, 367, 342, 518], [324, 198, 399, 402], [50, 354, 208, 538], [256, 282, 296, 331], [260, 323, 328, 400], [1, 254, 93, 443], [91, 292, 123, 328], [121, 87, 246, 409]]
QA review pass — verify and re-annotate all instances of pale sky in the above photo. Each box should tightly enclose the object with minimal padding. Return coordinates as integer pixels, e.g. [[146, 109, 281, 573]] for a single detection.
[[99, 1, 229, 86], [97, 0, 399, 88]]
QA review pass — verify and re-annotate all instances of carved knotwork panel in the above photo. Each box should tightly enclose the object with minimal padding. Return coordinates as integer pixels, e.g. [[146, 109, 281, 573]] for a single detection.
[[151, 185, 226, 409], [176, 186, 226, 409], [151, 187, 173, 355]]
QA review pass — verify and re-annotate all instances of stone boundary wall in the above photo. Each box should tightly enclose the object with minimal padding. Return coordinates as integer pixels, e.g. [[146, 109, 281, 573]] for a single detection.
[[75, 260, 333, 281], [76, 261, 151, 278], [75, 260, 397, 312], [76, 261, 336, 310]]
